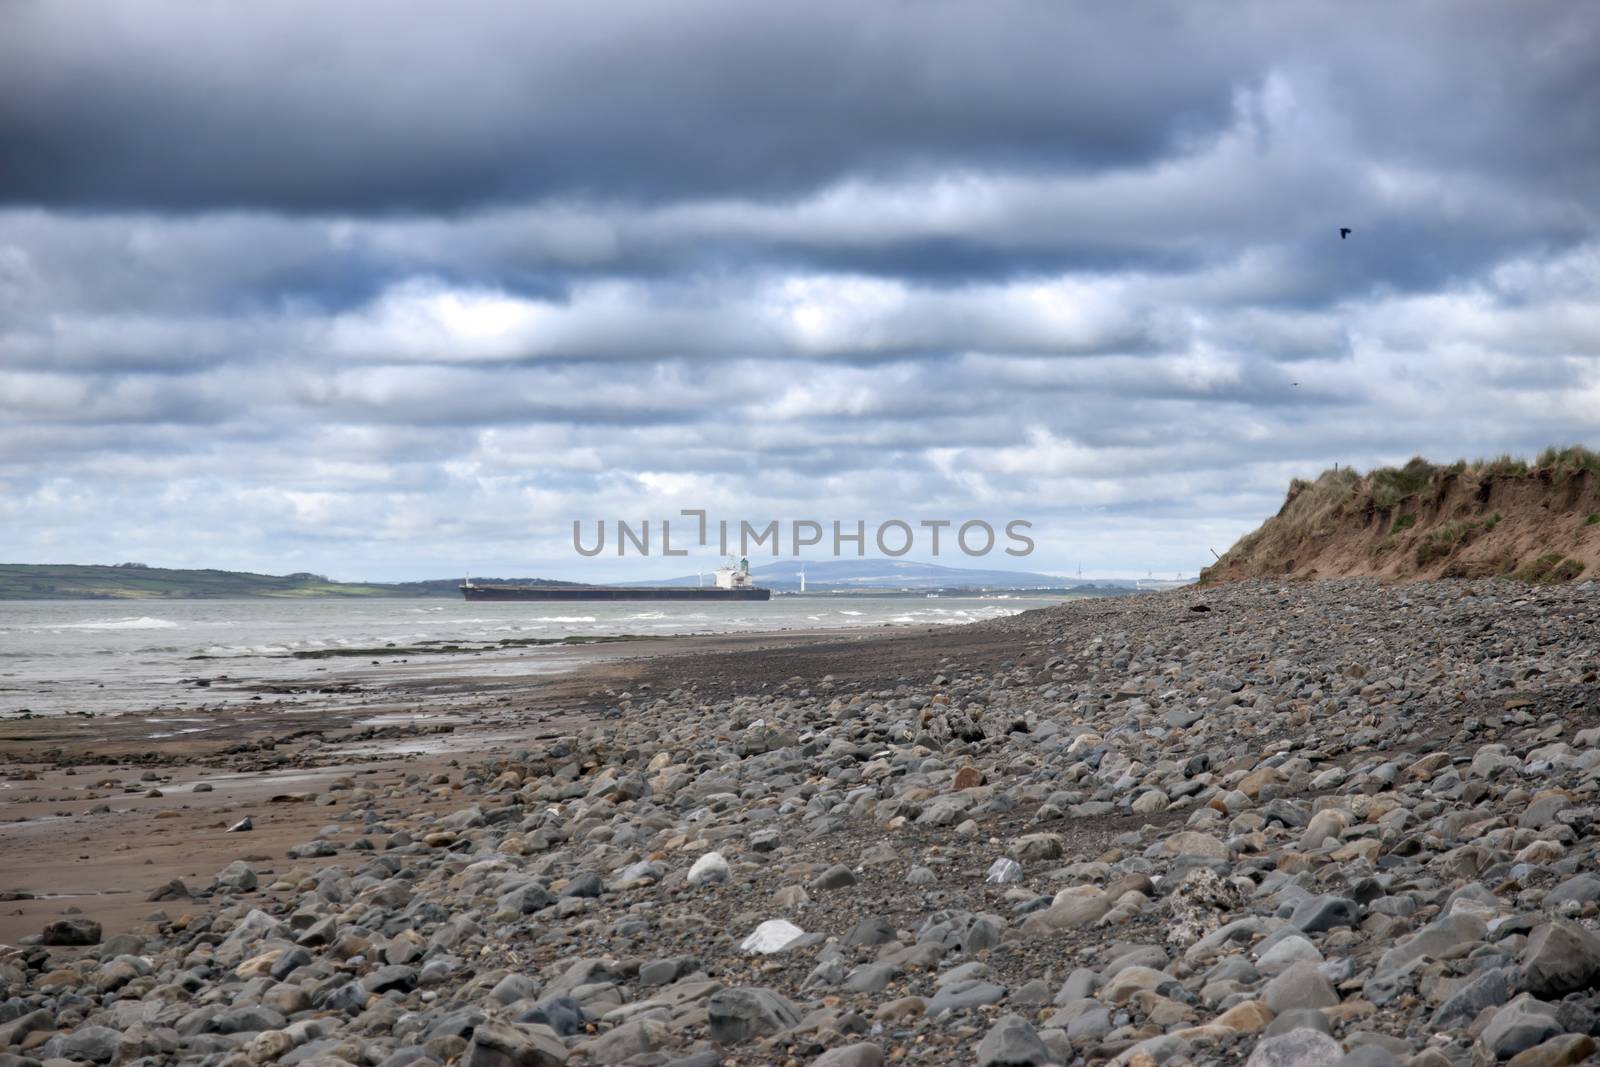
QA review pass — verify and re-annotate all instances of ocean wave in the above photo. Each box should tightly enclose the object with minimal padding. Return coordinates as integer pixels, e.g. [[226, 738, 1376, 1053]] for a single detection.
[[50, 616, 180, 631]]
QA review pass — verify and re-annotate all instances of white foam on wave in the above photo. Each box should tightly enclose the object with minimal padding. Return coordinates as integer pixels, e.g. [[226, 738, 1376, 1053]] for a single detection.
[[527, 616, 596, 624], [51, 616, 180, 631]]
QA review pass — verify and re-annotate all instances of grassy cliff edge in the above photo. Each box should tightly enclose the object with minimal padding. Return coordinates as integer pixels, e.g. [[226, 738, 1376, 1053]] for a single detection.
[[1201, 446, 1600, 585]]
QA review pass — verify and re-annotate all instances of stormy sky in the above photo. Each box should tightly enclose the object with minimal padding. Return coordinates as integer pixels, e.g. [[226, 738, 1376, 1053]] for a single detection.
[[2, 1, 1597, 581]]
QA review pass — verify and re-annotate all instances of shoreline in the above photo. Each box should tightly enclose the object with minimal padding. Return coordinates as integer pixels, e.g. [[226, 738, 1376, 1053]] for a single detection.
[[2, 593, 1058, 720], [0, 623, 947, 759], [0, 619, 1016, 946]]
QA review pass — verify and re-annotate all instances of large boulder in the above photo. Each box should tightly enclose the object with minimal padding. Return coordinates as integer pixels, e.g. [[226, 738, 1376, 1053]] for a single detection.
[[214, 860, 258, 892], [41, 918, 101, 945], [706, 987, 801, 1043], [1520, 921, 1600, 999], [1261, 962, 1338, 1014], [1376, 913, 1486, 974], [1245, 1027, 1343, 1067], [1481, 995, 1562, 1059], [464, 1021, 568, 1067], [975, 1014, 1050, 1066]]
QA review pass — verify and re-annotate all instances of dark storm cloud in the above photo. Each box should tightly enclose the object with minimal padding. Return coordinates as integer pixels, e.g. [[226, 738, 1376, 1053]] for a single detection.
[[0, 1, 1245, 212], [2, 1, 1593, 223]]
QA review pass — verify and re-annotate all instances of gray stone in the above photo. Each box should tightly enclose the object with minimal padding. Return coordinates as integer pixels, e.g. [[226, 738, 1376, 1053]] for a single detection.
[[430, 1008, 487, 1041], [706, 987, 801, 1043], [975, 1014, 1050, 1067], [1105, 946, 1170, 974], [464, 1021, 568, 1067], [1065, 1008, 1111, 1042], [49, 1026, 122, 1063], [0, 1009, 54, 1049], [40, 918, 101, 945], [1520, 921, 1600, 998], [272, 947, 313, 980], [639, 959, 693, 987], [811, 1043, 884, 1067], [214, 860, 258, 892], [1481, 995, 1562, 1059], [1245, 1028, 1343, 1067], [661, 1054, 722, 1067], [617, 860, 663, 884], [1264, 1008, 1333, 1038], [1519, 795, 1570, 829], [842, 963, 900, 994], [490, 974, 541, 1005], [1010, 979, 1052, 1008], [1376, 913, 1486, 973], [1054, 968, 1099, 1003], [515, 998, 587, 1038], [1431, 966, 1515, 1029], [560, 871, 603, 898], [1362, 956, 1424, 1006], [1289, 895, 1359, 934], [927, 978, 1007, 1015], [1258, 935, 1323, 974], [962, 914, 1003, 953], [313, 979, 364, 1017], [213, 1005, 287, 1033], [844, 917, 895, 947], [1262, 961, 1339, 1014], [145, 878, 190, 902], [810, 864, 857, 890], [359, 964, 418, 994], [1543, 875, 1600, 908], [575, 1019, 668, 1064], [498, 883, 555, 914], [1332, 1048, 1402, 1067], [661, 1055, 722, 1067]]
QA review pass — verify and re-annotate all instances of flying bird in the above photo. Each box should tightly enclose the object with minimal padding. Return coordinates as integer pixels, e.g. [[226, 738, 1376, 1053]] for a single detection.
[[1340, 227, 1352, 239]]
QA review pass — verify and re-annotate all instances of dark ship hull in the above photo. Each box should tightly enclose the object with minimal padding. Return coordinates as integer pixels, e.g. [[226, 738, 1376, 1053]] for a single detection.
[[461, 584, 771, 601]]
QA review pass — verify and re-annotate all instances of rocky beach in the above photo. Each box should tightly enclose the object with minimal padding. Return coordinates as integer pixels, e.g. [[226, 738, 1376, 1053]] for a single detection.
[[5, 578, 1600, 1067]]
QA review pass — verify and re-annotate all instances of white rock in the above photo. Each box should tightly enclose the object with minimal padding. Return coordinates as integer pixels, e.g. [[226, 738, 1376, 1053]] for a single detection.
[[741, 919, 805, 954], [687, 851, 730, 887], [985, 858, 1023, 885]]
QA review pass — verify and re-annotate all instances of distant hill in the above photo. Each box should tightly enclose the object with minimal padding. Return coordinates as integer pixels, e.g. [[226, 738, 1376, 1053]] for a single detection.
[[651, 558, 1134, 592], [0, 559, 1187, 600], [1201, 446, 1600, 585], [0, 564, 569, 600]]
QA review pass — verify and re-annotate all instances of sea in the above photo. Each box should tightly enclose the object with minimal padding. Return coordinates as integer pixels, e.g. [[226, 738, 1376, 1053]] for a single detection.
[[0, 594, 1083, 718]]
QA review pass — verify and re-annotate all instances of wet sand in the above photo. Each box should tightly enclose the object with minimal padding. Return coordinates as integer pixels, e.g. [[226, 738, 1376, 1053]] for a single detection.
[[0, 620, 1012, 945]]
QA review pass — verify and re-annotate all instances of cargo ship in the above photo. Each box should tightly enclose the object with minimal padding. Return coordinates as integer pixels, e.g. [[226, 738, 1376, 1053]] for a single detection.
[[460, 558, 771, 602]]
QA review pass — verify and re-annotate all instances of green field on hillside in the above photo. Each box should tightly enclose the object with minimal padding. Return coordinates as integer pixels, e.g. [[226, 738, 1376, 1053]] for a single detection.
[[0, 564, 465, 599]]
